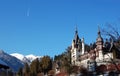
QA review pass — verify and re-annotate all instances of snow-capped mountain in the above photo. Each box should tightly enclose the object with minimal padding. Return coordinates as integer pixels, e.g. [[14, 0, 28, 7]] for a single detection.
[[0, 50, 24, 72], [11, 53, 42, 64], [0, 50, 42, 72], [10, 53, 30, 63], [26, 54, 42, 62]]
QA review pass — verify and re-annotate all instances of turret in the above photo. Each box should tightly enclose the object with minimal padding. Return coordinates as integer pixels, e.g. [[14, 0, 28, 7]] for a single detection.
[[96, 27, 104, 61], [71, 28, 81, 65], [82, 38, 85, 55], [96, 27, 103, 51]]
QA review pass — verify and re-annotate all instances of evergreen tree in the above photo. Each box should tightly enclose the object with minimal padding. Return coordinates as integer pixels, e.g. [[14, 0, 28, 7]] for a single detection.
[[54, 46, 72, 74], [40, 56, 52, 74], [17, 67, 23, 76], [30, 58, 40, 76], [23, 63, 30, 76]]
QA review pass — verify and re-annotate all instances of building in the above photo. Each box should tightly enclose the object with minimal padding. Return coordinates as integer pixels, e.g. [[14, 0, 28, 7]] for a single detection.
[[71, 28, 85, 66], [71, 27, 120, 73]]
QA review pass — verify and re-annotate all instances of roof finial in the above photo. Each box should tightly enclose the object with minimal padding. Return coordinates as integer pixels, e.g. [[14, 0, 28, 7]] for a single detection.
[[75, 24, 78, 34], [98, 25, 101, 37], [74, 24, 80, 44]]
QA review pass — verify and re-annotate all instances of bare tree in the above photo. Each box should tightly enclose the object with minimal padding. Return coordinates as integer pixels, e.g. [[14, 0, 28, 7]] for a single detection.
[[101, 23, 120, 41], [101, 23, 120, 72]]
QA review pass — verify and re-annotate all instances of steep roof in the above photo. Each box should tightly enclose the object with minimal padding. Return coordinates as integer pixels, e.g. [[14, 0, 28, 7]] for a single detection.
[[74, 29, 80, 44], [96, 27, 103, 42]]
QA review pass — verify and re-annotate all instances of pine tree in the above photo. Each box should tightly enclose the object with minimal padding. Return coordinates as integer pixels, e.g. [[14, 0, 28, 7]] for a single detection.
[[40, 56, 52, 74], [30, 58, 40, 76], [23, 63, 30, 76], [17, 67, 23, 76]]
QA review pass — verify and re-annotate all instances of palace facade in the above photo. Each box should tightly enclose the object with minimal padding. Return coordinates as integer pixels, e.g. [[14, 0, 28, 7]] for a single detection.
[[71, 28, 120, 72]]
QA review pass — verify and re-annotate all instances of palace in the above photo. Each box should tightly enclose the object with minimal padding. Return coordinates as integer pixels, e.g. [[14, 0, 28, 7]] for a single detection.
[[71, 28, 120, 72]]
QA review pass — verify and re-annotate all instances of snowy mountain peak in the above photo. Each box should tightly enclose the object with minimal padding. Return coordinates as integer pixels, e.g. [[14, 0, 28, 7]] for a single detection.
[[26, 54, 37, 59], [10, 53, 24, 60], [26, 54, 42, 62], [0, 51, 24, 72], [11, 53, 42, 63]]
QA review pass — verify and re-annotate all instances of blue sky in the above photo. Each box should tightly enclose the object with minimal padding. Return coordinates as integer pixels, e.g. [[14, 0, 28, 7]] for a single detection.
[[0, 0, 120, 57]]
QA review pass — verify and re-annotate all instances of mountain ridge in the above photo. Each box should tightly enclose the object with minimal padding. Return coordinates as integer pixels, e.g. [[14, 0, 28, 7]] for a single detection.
[[0, 50, 24, 72], [10, 53, 42, 64]]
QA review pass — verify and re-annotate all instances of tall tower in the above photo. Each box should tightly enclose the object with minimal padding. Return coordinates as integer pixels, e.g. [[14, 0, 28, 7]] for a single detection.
[[82, 38, 85, 55], [96, 27, 104, 61], [71, 28, 81, 65]]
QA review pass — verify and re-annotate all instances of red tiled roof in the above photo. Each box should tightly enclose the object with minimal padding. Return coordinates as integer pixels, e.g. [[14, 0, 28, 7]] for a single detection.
[[56, 72, 68, 76]]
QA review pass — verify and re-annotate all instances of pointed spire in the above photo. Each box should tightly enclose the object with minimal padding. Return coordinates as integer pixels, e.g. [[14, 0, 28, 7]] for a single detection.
[[98, 26, 101, 38], [96, 25, 103, 43], [75, 26, 78, 38], [74, 25, 80, 44], [75, 25, 78, 34]]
